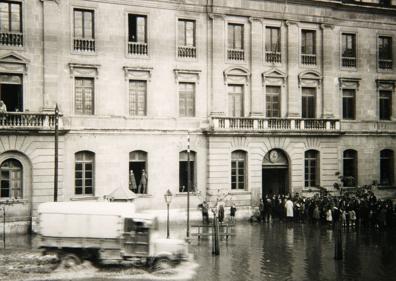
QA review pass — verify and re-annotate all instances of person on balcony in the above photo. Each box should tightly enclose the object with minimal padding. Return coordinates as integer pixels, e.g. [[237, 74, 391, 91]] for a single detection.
[[0, 100, 7, 113]]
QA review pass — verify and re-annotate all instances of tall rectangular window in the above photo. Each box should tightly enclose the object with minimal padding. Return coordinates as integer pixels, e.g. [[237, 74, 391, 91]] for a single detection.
[[0, 1, 22, 46], [379, 90, 392, 120], [73, 9, 95, 52], [378, 36, 393, 70], [302, 87, 316, 118], [342, 33, 356, 68], [231, 151, 246, 190], [343, 150, 357, 187], [75, 151, 94, 195], [179, 82, 195, 117], [128, 14, 147, 55], [129, 80, 146, 116], [228, 84, 243, 117], [266, 86, 281, 118], [265, 27, 281, 63], [380, 150, 394, 186], [342, 89, 356, 120], [179, 151, 196, 192], [301, 30, 316, 65], [305, 150, 319, 188], [227, 23, 244, 60], [178, 19, 196, 58], [75, 78, 94, 115]]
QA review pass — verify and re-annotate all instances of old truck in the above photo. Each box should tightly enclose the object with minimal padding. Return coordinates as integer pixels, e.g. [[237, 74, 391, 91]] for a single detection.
[[37, 201, 188, 270]]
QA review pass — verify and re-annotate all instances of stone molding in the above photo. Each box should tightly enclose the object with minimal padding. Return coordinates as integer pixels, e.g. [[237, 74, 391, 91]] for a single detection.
[[173, 69, 201, 84], [223, 66, 251, 85], [0, 52, 29, 75], [376, 79, 396, 91], [68, 63, 100, 79], [262, 68, 287, 87], [338, 77, 361, 90], [123, 66, 153, 81], [298, 70, 322, 88]]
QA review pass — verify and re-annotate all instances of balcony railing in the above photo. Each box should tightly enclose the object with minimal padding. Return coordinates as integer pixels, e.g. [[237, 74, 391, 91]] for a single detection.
[[301, 54, 317, 65], [0, 112, 61, 129], [265, 52, 281, 63], [342, 57, 357, 68], [74, 38, 95, 52], [0, 32, 23, 47], [379, 59, 393, 70], [227, 49, 245, 61], [211, 117, 340, 132], [178, 46, 196, 58], [128, 42, 148, 56]]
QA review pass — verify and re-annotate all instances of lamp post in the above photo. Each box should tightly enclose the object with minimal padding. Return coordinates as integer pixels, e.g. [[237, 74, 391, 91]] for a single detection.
[[54, 104, 59, 202], [186, 132, 191, 240], [164, 189, 173, 239]]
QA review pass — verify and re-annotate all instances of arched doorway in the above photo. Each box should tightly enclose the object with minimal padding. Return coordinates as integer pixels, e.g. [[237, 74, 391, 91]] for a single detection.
[[262, 149, 289, 195], [0, 159, 23, 198]]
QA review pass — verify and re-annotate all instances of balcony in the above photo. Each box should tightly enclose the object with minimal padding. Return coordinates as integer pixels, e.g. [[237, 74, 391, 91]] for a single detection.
[[0, 32, 23, 47], [74, 38, 95, 52], [178, 46, 196, 58], [209, 117, 341, 134], [265, 52, 281, 63], [227, 49, 245, 61], [128, 42, 148, 56], [0, 112, 62, 131], [342, 57, 357, 68], [379, 59, 393, 70], [301, 54, 317, 65]]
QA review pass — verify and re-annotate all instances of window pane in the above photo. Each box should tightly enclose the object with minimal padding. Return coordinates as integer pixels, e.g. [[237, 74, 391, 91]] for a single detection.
[[186, 21, 194, 46], [178, 20, 185, 46], [10, 3, 20, 32], [74, 10, 83, 38], [75, 78, 94, 115], [129, 80, 146, 116], [136, 16, 146, 43], [179, 82, 195, 117]]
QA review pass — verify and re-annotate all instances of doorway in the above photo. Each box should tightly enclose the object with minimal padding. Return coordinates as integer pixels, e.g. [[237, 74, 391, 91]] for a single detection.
[[0, 74, 23, 112], [262, 149, 289, 196]]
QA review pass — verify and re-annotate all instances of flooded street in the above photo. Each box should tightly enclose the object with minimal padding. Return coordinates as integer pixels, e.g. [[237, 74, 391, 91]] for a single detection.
[[2, 221, 396, 281]]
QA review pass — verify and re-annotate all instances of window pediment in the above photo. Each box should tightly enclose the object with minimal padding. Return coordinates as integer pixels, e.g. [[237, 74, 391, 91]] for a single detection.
[[224, 66, 250, 85], [339, 77, 361, 90], [124, 66, 153, 81], [174, 69, 201, 83], [262, 68, 287, 87], [376, 79, 396, 91], [298, 70, 322, 88], [0, 52, 30, 75], [69, 63, 100, 78]]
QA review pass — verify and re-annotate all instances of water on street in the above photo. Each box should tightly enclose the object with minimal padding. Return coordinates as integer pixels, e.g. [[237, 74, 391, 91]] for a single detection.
[[1, 221, 396, 281]]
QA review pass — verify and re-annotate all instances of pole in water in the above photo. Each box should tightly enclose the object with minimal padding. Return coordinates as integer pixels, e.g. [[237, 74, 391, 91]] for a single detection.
[[334, 219, 343, 260]]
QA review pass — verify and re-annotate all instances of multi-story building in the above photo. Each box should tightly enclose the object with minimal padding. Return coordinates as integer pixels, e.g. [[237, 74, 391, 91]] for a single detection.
[[0, 0, 395, 231]]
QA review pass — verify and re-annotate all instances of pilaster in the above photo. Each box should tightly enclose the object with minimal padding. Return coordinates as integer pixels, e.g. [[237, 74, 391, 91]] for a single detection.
[[286, 21, 300, 117]]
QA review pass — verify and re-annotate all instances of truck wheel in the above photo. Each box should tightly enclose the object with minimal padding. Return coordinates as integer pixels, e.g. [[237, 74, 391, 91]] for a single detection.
[[153, 257, 173, 271], [60, 253, 82, 269]]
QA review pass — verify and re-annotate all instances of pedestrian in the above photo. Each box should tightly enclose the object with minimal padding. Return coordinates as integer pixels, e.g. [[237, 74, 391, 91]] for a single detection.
[[199, 201, 209, 224], [313, 204, 320, 224], [326, 207, 333, 225], [285, 197, 294, 222], [218, 204, 225, 224], [230, 203, 237, 224], [138, 169, 147, 193]]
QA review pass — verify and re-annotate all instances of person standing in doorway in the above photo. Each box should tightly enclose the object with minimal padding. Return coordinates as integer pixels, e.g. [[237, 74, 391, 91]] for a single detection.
[[0, 100, 7, 113], [138, 169, 147, 194]]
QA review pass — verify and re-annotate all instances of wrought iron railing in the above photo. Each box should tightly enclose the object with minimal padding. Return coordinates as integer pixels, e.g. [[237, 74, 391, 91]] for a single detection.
[[0, 32, 23, 47], [178, 46, 196, 58]]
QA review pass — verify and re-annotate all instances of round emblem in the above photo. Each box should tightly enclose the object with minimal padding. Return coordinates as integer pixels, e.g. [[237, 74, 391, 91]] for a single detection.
[[269, 150, 279, 163]]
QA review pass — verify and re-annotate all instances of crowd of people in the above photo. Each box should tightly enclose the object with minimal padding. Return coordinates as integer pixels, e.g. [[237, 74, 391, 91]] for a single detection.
[[253, 190, 396, 230]]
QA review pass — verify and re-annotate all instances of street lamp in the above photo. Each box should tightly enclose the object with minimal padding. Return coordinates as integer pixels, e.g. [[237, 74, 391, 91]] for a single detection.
[[164, 189, 173, 239]]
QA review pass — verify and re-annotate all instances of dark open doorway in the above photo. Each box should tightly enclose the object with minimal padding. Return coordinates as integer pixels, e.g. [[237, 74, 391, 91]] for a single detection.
[[0, 82, 23, 112], [262, 168, 288, 195]]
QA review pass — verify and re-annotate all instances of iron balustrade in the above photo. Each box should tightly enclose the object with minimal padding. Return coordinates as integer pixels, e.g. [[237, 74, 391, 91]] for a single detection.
[[178, 46, 196, 58], [301, 54, 317, 65], [0, 112, 61, 129], [342, 57, 356, 68], [227, 49, 244, 61], [378, 59, 393, 70], [74, 38, 95, 52], [0, 32, 23, 47], [265, 52, 281, 63], [128, 42, 148, 56], [211, 117, 340, 132]]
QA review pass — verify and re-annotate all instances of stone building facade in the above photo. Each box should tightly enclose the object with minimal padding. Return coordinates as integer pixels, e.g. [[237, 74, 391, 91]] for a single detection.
[[0, 0, 396, 229]]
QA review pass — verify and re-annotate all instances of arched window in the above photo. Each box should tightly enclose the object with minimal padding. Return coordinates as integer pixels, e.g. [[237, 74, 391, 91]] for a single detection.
[[0, 159, 22, 198], [179, 151, 196, 192], [305, 150, 320, 188], [129, 150, 147, 194], [343, 150, 357, 187], [231, 150, 247, 190], [75, 151, 95, 195], [380, 149, 394, 186]]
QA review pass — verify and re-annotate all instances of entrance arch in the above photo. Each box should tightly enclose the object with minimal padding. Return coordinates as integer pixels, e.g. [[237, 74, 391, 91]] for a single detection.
[[262, 149, 289, 195]]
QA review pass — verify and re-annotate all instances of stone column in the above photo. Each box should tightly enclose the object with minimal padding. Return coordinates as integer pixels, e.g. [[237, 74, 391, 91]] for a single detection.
[[321, 24, 337, 119], [249, 17, 264, 116], [209, 14, 226, 116], [42, 0, 60, 111], [286, 21, 300, 117]]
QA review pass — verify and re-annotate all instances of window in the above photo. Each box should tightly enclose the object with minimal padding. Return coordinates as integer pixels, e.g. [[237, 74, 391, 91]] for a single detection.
[[302, 87, 316, 118], [73, 9, 95, 52], [75, 151, 94, 195], [265, 27, 281, 63], [0, 159, 22, 198], [128, 14, 147, 55], [227, 23, 244, 60], [179, 151, 196, 192], [129, 151, 147, 194], [178, 19, 196, 58], [343, 150, 357, 187], [266, 86, 281, 117], [0, 1, 22, 47], [75, 78, 94, 115], [341, 33, 356, 68], [179, 82, 195, 117], [342, 89, 356, 120], [301, 30, 316, 65], [228, 84, 243, 117], [305, 150, 319, 188], [380, 149, 394, 186], [378, 36, 393, 70], [0, 73, 23, 112], [379, 90, 392, 120], [129, 80, 146, 116], [231, 150, 246, 190]]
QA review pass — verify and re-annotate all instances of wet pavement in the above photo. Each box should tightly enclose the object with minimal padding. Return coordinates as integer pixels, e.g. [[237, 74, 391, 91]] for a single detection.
[[1, 221, 396, 281]]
